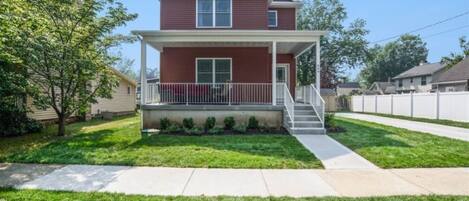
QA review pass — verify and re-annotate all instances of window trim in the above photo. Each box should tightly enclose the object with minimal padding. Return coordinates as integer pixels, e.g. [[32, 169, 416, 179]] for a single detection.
[[196, 0, 233, 28], [268, 10, 278, 28], [421, 76, 427, 86], [195, 58, 233, 84]]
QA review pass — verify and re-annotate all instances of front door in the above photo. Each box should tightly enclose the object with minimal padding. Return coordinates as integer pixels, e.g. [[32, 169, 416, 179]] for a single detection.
[[276, 64, 289, 102]]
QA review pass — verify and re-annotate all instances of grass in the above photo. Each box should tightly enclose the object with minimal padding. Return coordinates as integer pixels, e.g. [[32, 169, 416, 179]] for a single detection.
[[0, 114, 322, 169], [330, 117, 469, 168], [362, 113, 469, 129], [1, 189, 468, 201]]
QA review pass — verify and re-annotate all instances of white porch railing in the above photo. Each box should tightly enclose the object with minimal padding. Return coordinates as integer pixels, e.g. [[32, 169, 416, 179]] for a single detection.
[[282, 83, 295, 129], [146, 83, 274, 105], [296, 85, 325, 128]]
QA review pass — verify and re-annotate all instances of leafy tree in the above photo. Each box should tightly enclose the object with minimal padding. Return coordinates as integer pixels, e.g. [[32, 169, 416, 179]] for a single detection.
[[2, 0, 137, 136], [113, 51, 137, 80], [297, 0, 369, 88], [441, 37, 469, 68], [359, 34, 428, 87]]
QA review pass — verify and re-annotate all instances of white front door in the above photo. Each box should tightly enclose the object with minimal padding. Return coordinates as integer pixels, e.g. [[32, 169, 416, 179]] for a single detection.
[[276, 64, 289, 102]]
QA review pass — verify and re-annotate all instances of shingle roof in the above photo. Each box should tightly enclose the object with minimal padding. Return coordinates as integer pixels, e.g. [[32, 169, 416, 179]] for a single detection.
[[393, 62, 445, 79], [320, 88, 337, 96], [337, 82, 360, 89], [435, 57, 469, 83]]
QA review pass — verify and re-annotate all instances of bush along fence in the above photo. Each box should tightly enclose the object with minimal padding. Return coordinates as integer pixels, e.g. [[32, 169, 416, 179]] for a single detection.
[[351, 91, 469, 123]]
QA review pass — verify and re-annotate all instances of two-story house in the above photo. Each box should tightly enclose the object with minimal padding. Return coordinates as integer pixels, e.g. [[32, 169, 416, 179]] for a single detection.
[[392, 62, 446, 94], [133, 0, 327, 134]]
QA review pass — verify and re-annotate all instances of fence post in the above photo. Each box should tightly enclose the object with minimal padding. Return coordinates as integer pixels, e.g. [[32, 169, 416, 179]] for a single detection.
[[436, 90, 440, 120], [185, 84, 189, 106], [391, 94, 394, 115], [410, 92, 414, 117], [362, 95, 365, 113], [375, 95, 378, 113]]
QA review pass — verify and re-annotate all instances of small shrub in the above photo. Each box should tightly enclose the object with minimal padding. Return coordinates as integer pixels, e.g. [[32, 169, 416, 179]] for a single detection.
[[185, 127, 203, 135], [204, 117, 216, 130], [247, 116, 259, 129], [234, 124, 247, 134], [224, 117, 235, 130], [0, 107, 43, 137], [325, 113, 336, 129], [208, 127, 224, 135], [167, 124, 182, 134], [183, 118, 194, 129], [160, 118, 171, 130]]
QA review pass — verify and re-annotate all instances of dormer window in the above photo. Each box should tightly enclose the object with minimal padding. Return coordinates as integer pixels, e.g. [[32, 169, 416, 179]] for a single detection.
[[268, 10, 278, 27], [197, 0, 232, 28]]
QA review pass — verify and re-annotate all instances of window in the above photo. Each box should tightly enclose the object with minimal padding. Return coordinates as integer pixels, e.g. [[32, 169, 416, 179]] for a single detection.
[[410, 78, 413, 84], [421, 76, 427, 86], [196, 58, 232, 84], [268, 10, 278, 27], [398, 79, 403, 87], [197, 0, 231, 28], [446, 87, 455, 92], [127, 86, 131, 95]]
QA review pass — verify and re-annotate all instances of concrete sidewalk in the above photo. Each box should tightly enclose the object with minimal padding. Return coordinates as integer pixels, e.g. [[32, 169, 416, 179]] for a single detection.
[[2, 163, 469, 197], [336, 113, 469, 142], [294, 135, 378, 170]]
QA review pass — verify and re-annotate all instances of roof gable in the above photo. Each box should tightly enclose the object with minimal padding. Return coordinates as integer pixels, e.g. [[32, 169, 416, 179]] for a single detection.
[[393, 62, 445, 79], [435, 57, 469, 83]]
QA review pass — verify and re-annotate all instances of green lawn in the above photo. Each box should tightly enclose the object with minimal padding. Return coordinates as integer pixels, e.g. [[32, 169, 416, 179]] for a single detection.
[[362, 113, 469, 129], [1, 189, 468, 201], [330, 117, 469, 168], [0, 115, 322, 169]]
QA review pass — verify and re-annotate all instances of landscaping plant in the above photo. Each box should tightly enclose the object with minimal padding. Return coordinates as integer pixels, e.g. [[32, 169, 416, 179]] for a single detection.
[[204, 117, 216, 130], [160, 118, 171, 130], [224, 117, 236, 130], [247, 116, 259, 129], [234, 124, 247, 134], [182, 118, 194, 129]]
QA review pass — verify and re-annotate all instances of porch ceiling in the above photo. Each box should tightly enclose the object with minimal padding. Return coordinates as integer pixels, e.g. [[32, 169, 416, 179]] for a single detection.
[[132, 30, 327, 56]]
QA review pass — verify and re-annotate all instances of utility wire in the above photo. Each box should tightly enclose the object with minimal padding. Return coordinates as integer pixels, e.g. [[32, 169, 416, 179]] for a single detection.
[[371, 10, 469, 44], [423, 24, 469, 39]]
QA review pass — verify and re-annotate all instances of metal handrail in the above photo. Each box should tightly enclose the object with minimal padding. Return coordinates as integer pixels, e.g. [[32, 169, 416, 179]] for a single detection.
[[310, 84, 325, 128], [282, 83, 295, 129]]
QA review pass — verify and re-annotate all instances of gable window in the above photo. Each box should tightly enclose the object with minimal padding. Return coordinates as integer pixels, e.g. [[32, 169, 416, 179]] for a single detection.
[[268, 10, 278, 27], [197, 0, 232, 28], [196, 58, 232, 84], [398, 79, 403, 87], [421, 76, 427, 86]]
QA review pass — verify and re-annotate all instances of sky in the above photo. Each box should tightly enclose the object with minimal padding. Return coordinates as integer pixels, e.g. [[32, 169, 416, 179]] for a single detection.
[[113, 0, 469, 79]]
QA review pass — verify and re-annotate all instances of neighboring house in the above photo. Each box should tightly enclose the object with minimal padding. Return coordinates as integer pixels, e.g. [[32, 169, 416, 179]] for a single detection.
[[336, 82, 360, 96], [433, 57, 469, 92], [27, 68, 137, 122], [320, 88, 337, 112], [393, 62, 446, 93], [133, 0, 328, 134], [367, 82, 395, 95]]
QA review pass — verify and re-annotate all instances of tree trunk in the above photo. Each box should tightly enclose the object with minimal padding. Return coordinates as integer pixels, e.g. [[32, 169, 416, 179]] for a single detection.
[[58, 114, 66, 136]]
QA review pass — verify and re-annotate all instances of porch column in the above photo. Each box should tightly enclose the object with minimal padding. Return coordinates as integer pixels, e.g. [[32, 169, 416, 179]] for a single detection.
[[140, 39, 147, 106], [272, 41, 277, 106], [315, 41, 321, 106]]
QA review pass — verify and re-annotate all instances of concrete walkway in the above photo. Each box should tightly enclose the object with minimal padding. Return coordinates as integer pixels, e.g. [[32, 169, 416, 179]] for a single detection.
[[294, 135, 378, 170], [336, 113, 469, 142], [2, 163, 469, 197]]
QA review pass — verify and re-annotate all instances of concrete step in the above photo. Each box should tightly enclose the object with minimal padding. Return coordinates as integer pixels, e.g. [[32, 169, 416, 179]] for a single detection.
[[288, 121, 323, 128], [289, 128, 326, 135], [294, 105, 314, 110], [294, 110, 316, 115], [294, 115, 320, 121]]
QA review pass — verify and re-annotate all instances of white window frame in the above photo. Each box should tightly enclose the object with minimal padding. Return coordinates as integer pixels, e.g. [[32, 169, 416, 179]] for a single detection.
[[268, 10, 278, 28], [196, 0, 233, 28], [196, 58, 233, 84]]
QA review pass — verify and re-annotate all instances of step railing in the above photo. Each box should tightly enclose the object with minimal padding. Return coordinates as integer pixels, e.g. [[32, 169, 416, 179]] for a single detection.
[[282, 83, 295, 129], [296, 85, 325, 128], [146, 83, 274, 105]]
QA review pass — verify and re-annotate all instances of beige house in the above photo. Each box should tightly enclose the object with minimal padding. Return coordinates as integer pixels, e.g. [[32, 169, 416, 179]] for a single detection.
[[27, 68, 137, 121], [393, 62, 446, 94]]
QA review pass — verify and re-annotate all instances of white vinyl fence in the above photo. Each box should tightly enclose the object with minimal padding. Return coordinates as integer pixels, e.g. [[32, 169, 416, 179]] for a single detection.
[[351, 92, 469, 122]]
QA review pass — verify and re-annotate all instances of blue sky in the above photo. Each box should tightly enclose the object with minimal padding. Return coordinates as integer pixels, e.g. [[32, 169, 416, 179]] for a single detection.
[[114, 0, 469, 79]]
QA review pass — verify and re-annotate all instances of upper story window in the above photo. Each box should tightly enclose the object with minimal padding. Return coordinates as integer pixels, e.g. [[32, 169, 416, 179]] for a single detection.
[[268, 10, 278, 27], [197, 0, 232, 28], [398, 80, 403, 87]]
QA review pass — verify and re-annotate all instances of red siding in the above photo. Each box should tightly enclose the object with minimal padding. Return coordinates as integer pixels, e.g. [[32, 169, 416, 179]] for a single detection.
[[161, 0, 268, 30], [161, 47, 296, 93], [269, 8, 296, 30]]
